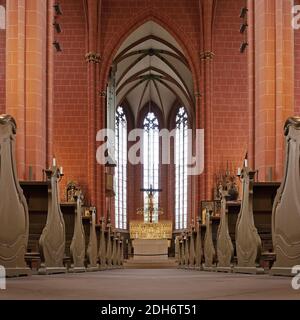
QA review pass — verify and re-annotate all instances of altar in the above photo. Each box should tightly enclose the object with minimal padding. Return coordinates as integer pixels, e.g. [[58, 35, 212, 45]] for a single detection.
[[130, 185, 172, 261], [132, 239, 170, 261], [130, 221, 172, 261]]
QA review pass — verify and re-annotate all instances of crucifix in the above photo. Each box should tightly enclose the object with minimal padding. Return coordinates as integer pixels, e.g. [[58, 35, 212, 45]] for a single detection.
[[140, 184, 162, 223]]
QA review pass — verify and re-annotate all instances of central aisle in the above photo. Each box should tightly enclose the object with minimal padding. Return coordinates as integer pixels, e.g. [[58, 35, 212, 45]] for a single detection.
[[1, 268, 299, 300]]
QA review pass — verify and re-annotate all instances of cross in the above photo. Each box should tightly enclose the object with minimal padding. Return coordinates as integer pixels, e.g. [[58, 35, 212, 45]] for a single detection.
[[140, 184, 162, 223]]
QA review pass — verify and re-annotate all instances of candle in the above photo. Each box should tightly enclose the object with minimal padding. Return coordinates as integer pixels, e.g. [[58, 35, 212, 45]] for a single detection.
[[60, 166, 63, 174], [52, 157, 56, 167], [244, 159, 248, 168], [237, 167, 242, 176]]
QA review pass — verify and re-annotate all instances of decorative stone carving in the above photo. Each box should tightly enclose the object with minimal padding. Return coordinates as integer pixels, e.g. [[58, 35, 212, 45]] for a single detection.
[[87, 209, 99, 271], [106, 219, 113, 268], [98, 217, 106, 270], [120, 237, 124, 266], [116, 234, 121, 267], [216, 187, 234, 272], [203, 212, 216, 271], [184, 233, 189, 268], [0, 115, 31, 277], [271, 117, 300, 276], [85, 52, 101, 64], [39, 167, 66, 275], [180, 236, 185, 267], [189, 230, 196, 268], [200, 51, 215, 60], [175, 236, 180, 264], [195, 218, 203, 270], [112, 232, 117, 267], [234, 166, 264, 274], [69, 192, 86, 273]]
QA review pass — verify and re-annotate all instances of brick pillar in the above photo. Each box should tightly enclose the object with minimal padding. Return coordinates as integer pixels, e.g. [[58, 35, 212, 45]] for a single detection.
[[84, 0, 103, 218], [199, 0, 217, 200], [253, 0, 294, 181], [248, 0, 255, 169], [47, 0, 54, 166], [6, 0, 47, 180]]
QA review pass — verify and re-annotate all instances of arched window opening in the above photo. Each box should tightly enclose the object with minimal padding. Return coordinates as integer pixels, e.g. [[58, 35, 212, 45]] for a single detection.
[[143, 111, 160, 223], [175, 107, 188, 230], [114, 106, 127, 229]]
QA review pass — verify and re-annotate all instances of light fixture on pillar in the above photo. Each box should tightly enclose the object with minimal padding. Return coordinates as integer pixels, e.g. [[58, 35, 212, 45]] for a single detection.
[[53, 21, 62, 33], [53, 40, 62, 52], [239, 7, 248, 19], [239, 22, 248, 34], [240, 42, 248, 54], [53, 3, 63, 16], [239, 1, 248, 54]]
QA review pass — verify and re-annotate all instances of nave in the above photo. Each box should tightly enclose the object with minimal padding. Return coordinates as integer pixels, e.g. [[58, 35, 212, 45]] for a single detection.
[[1, 268, 298, 300]]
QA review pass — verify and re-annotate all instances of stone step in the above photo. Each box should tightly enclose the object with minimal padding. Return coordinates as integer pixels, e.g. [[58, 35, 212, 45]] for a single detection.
[[124, 258, 178, 269]]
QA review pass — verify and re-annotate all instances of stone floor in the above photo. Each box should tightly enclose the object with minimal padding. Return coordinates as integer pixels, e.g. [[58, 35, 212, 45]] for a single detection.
[[1, 267, 299, 300]]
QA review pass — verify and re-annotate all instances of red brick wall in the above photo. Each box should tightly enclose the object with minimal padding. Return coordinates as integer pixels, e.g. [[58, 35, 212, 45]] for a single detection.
[[212, 0, 249, 193], [0, 0, 5, 115], [295, 0, 300, 115], [53, 0, 88, 200]]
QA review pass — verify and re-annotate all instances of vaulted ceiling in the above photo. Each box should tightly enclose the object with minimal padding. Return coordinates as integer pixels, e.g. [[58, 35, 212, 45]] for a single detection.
[[113, 21, 194, 124]]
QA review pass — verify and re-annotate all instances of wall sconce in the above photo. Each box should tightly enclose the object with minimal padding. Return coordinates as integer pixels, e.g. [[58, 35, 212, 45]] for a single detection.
[[53, 21, 62, 33], [53, 3, 63, 16], [53, 41, 62, 52], [239, 7, 248, 19], [240, 42, 248, 53], [240, 23, 248, 34]]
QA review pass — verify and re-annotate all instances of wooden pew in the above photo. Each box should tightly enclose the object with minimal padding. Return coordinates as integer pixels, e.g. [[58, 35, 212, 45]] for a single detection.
[[86, 209, 99, 271], [203, 212, 216, 271], [227, 182, 280, 269], [216, 188, 234, 272], [20, 181, 48, 270], [38, 167, 67, 275], [177, 179, 279, 272], [271, 117, 300, 276], [0, 114, 31, 277], [22, 181, 102, 273]]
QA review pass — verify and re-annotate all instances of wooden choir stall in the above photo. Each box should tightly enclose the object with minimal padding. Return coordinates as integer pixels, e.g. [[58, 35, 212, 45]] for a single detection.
[[0, 114, 124, 277], [177, 117, 300, 277]]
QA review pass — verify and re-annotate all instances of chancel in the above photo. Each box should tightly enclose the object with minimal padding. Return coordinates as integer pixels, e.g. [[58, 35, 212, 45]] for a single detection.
[[1, 0, 300, 301], [131, 185, 172, 262]]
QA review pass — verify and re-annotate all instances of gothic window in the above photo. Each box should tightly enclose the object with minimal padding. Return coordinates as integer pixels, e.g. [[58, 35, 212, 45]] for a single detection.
[[143, 112, 160, 223], [114, 106, 127, 229], [175, 107, 188, 230]]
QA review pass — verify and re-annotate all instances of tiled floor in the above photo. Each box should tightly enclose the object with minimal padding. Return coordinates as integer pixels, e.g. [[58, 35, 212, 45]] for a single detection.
[[1, 268, 299, 300]]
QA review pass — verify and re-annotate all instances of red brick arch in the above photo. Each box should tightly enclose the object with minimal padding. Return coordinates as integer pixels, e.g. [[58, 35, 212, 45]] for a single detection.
[[99, 10, 201, 95]]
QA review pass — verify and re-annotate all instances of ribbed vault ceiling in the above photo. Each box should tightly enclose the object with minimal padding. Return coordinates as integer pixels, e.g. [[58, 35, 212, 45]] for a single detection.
[[113, 21, 194, 124]]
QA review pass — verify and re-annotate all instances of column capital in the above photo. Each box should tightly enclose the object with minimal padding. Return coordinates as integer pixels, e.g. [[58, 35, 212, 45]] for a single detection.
[[85, 52, 101, 64], [200, 51, 215, 61]]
